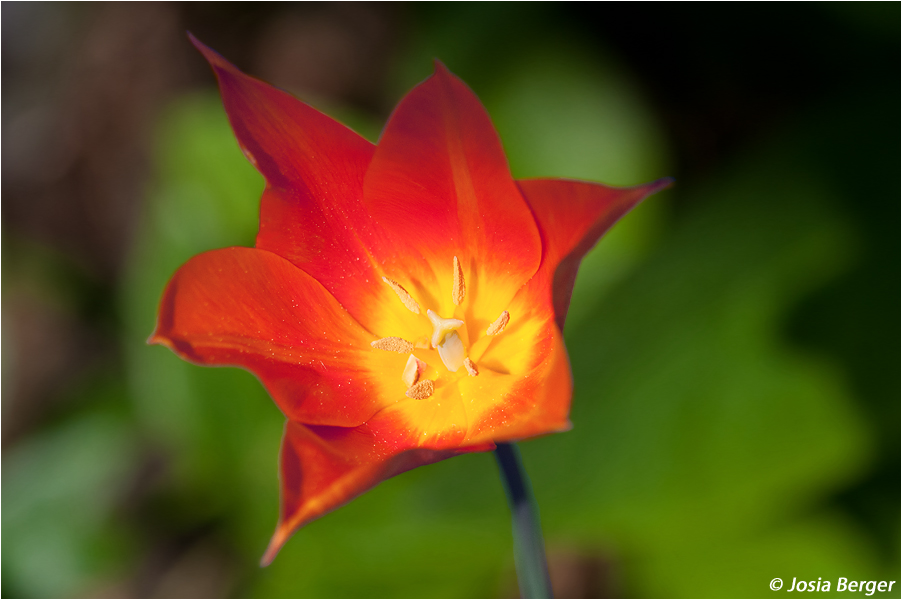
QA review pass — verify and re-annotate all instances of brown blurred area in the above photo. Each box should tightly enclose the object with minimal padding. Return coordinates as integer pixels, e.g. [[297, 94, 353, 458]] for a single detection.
[[2, 3, 397, 596], [1, 1, 396, 439]]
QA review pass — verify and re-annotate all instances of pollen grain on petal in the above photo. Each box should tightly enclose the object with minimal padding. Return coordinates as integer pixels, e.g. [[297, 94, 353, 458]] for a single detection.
[[382, 276, 420, 314], [464, 357, 478, 377], [452, 256, 466, 305], [405, 379, 434, 400], [371, 337, 414, 353], [486, 310, 510, 336]]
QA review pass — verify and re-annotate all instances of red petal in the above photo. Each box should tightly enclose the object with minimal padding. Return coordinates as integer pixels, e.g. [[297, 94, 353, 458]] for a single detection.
[[516, 177, 673, 330], [361, 62, 542, 323], [150, 247, 394, 427], [262, 420, 495, 565], [190, 35, 390, 332]]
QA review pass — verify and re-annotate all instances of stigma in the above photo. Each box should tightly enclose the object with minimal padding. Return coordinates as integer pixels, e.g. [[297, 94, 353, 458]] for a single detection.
[[426, 310, 463, 348]]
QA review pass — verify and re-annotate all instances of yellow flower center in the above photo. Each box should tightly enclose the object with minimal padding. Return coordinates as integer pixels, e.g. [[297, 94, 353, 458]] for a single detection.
[[370, 256, 510, 399]]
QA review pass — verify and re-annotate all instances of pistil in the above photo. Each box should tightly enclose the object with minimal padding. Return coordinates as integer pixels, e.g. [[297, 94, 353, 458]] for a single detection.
[[426, 309, 464, 348], [436, 331, 465, 372], [426, 309, 467, 372]]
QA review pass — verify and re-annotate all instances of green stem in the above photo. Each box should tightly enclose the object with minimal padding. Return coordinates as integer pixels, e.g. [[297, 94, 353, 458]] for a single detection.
[[494, 442, 553, 599]]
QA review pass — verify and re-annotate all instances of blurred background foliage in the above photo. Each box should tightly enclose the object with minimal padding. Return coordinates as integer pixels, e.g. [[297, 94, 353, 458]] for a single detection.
[[2, 2, 898, 597]]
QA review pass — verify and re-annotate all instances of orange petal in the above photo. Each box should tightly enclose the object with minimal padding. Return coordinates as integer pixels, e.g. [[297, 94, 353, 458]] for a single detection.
[[263, 420, 495, 565], [516, 177, 673, 329], [464, 318, 573, 443], [361, 62, 542, 325], [366, 379, 471, 451], [190, 35, 403, 336], [150, 247, 398, 427]]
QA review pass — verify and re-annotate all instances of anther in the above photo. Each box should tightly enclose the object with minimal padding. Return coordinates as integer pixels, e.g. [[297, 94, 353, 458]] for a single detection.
[[405, 379, 434, 400], [371, 337, 414, 353], [402, 354, 426, 388], [382, 276, 420, 314], [486, 310, 510, 336], [464, 357, 478, 377], [452, 256, 466, 305]]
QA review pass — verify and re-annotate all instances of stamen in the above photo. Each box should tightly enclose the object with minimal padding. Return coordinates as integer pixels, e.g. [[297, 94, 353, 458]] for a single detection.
[[486, 310, 510, 336], [452, 256, 466, 305], [401, 354, 427, 388], [371, 337, 414, 353], [405, 379, 434, 400], [464, 357, 478, 377], [382, 276, 420, 314]]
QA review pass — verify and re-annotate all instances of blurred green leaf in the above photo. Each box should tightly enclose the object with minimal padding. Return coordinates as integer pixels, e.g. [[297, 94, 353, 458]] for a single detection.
[[123, 91, 267, 449], [531, 141, 876, 596], [2, 409, 138, 597], [480, 44, 672, 326], [122, 93, 284, 563]]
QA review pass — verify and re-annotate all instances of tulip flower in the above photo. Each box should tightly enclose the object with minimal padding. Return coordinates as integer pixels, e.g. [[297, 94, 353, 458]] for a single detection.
[[151, 35, 670, 593]]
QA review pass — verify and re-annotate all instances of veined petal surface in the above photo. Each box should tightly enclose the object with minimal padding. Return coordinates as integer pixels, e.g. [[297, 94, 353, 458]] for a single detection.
[[264, 420, 495, 565], [151, 247, 404, 427], [516, 177, 674, 329], [462, 310, 572, 444], [191, 36, 413, 336], [362, 63, 543, 337]]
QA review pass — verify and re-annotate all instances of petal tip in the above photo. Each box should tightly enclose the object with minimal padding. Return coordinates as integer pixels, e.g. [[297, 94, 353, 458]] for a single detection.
[[187, 32, 213, 59], [430, 58, 462, 87], [431, 57, 450, 74], [260, 525, 292, 567], [187, 32, 236, 75], [259, 549, 277, 567], [146, 331, 167, 347], [650, 176, 676, 192]]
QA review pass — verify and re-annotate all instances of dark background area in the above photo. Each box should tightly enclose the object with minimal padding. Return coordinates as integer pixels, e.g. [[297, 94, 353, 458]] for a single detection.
[[2, 2, 898, 597]]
